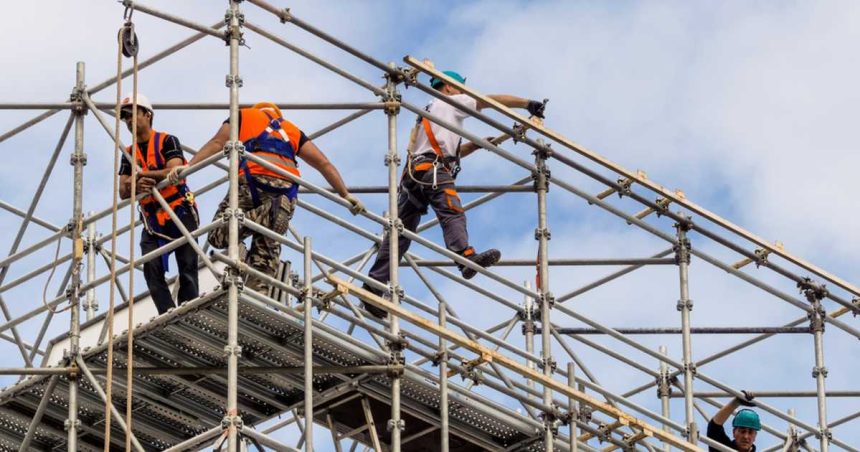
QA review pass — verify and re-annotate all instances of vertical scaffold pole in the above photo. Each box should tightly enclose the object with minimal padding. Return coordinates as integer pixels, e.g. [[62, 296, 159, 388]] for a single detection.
[[675, 220, 697, 444], [85, 211, 96, 321], [67, 60, 87, 452], [383, 62, 404, 452], [800, 278, 829, 452], [523, 281, 536, 398], [303, 236, 314, 452], [225, 2, 244, 451], [658, 345, 671, 452], [534, 139, 555, 450], [567, 362, 578, 452], [438, 290, 449, 452]]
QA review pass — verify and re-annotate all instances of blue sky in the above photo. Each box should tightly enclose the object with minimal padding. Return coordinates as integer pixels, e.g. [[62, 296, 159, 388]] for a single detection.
[[0, 1, 858, 450]]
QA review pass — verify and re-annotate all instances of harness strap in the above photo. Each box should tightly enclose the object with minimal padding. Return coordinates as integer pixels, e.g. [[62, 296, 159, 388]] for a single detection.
[[421, 117, 446, 161], [153, 132, 163, 168]]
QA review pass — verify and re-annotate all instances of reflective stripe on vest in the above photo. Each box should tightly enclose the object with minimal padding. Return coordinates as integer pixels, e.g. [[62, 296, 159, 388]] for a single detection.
[[238, 107, 302, 180], [128, 130, 193, 228]]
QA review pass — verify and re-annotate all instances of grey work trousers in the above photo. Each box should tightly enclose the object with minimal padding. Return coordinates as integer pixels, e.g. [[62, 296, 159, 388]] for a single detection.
[[368, 163, 468, 285]]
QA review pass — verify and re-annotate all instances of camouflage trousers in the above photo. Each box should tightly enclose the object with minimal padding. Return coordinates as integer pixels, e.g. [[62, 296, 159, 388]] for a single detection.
[[208, 175, 296, 293]]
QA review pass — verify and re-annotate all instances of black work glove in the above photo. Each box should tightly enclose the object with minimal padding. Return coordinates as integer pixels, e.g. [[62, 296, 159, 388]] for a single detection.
[[527, 99, 548, 119], [736, 390, 756, 407]]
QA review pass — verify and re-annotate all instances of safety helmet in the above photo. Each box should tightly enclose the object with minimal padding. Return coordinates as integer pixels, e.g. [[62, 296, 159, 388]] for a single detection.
[[120, 92, 153, 113], [732, 409, 761, 431], [430, 70, 466, 89], [253, 101, 283, 118]]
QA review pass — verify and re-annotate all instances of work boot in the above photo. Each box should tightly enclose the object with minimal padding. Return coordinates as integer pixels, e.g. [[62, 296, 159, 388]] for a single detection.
[[360, 283, 388, 320], [458, 247, 501, 280], [270, 195, 294, 235]]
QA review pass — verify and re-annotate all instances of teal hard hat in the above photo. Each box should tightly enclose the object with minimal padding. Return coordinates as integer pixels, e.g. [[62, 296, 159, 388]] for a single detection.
[[732, 409, 762, 431], [430, 70, 466, 89]]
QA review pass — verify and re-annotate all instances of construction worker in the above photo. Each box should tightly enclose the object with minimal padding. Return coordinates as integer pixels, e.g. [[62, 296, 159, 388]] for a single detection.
[[707, 391, 760, 451], [361, 70, 547, 318], [118, 93, 199, 315], [180, 102, 364, 294]]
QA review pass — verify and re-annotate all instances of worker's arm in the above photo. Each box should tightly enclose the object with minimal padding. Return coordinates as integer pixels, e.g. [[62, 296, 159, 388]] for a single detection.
[[139, 157, 184, 182], [119, 174, 156, 199], [188, 123, 230, 167], [712, 397, 741, 426], [478, 95, 547, 119], [297, 140, 349, 197], [458, 136, 495, 158]]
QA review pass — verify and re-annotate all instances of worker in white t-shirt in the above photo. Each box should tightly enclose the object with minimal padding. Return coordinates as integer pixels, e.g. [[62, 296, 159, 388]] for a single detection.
[[361, 70, 547, 318]]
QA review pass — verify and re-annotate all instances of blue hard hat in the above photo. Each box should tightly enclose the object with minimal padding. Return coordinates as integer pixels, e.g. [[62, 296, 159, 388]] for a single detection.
[[430, 70, 466, 89], [732, 409, 762, 431]]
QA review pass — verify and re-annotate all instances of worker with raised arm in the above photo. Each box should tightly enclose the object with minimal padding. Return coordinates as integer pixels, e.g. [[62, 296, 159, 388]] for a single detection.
[[118, 93, 199, 315], [179, 102, 364, 295], [360, 69, 547, 318], [707, 390, 760, 451]]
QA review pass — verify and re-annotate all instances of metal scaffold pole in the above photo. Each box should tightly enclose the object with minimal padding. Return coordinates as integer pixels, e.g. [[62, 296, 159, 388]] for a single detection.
[[304, 236, 314, 451], [568, 362, 578, 452], [534, 139, 555, 450], [384, 62, 404, 452], [66, 60, 87, 452], [84, 211, 97, 321], [800, 279, 830, 452], [225, 1, 244, 450], [675, 220, 697, 444], [658, 345, 671, 452]]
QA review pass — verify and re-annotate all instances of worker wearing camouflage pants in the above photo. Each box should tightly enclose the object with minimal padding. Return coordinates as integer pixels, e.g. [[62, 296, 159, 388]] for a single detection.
[[207, 175, 295, 293]]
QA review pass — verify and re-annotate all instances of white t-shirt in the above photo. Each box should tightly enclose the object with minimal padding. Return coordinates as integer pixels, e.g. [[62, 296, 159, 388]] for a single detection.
[[413, 93, 478, 159]]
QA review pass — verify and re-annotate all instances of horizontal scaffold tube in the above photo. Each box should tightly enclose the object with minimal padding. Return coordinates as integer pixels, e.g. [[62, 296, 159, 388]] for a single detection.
[[547, 326, 811, 335]]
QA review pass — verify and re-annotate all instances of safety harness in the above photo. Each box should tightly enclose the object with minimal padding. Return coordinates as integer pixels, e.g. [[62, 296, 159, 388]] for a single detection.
[[132, 131, 198, 270], [406, 117, 462, 190], [239, 109, 301, 208]]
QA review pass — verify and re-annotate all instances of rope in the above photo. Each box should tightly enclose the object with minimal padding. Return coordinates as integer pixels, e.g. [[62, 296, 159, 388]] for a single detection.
[[103, 9, 141, 449], [124, 21, 140, 451], [41, 234, 72, 314]]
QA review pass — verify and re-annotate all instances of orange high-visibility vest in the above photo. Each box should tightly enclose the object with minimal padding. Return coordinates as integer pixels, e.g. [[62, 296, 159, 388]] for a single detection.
[[238, 108, 302, 180], [128, 130, 193, 229]]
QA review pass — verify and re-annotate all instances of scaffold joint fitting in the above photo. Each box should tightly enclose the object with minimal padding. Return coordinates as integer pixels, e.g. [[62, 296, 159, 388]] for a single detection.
[[386, 419, 405, 432], [673, 237, 691, 265], [807, 305, 826, 333], [683, 361, 697, 376], [538, 357, 557, 373], [220, 208, 245, 225], [431, 351, 446, 367], [656, 372, 672, 398], [384, 152, 401, 167], [798, 277, 828, 303], [521, 320, 535, 335], [225, 74, 244, 88], [596, 422, 610, 443], [387, 335, 408, 354], [383, 100, 401, 115], [532, 143, 553, 161], [686, 422, 699, 443], [676, 298, 693, 311], [220, 270, 244, 292], [852, 297, 859, 317], [221, 414, 244, 430], [223, 344, 243, 358], [69, 153, 88, 167], [815, 428, 832, 440], [63, 418, 81, 432], [223, 140, 246, 158], [578, 404, 594, 423], [278, 8, 293, 24], [655, 196, 671, 216], [812, 365, 828, 379], [674, 215, 693, 232], [617, 177, 633, 197], [534, 227, 552, 241]]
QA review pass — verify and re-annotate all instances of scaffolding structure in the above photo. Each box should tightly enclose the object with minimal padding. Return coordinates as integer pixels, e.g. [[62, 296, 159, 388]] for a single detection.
[[0, 1, 857, 451]]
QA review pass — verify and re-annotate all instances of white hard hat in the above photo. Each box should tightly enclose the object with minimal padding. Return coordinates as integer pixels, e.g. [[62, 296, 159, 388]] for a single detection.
[[120, 92, 153, 112]]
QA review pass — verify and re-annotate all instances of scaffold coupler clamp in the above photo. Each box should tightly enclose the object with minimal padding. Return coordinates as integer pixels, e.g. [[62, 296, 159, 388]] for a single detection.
[[578, 403, 594, 424], [539, 407, 561, 435], [815, 427, 832, 441], [221, 267, 245, 294], [686, 421, 699, 443], [798, 277, 828, 304], [223, 140, 246, 158], [223, 7, 246, 46], [384, 151, 401, 167], [655, 196, 671, 217], [536, 291, 555, 312], [387, 418, 406, 432], [520, 309, 536, 335], [656, 369, 673, 398], [455, 358, 484, 385], [220, 208, 245, 227], [676, 298, 693, 312]]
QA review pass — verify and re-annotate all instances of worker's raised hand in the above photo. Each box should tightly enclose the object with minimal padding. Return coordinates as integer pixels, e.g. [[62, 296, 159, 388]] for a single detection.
[[344, 193, 365, 216], [736, 390, 756, 407], [138, 177, 157, 192], [166, 164, 188, 185], [527, 98, 548, 119]]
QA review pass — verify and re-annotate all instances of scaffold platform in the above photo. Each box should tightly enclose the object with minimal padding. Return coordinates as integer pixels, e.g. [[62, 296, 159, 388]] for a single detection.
[[0, 265, 550, 451]]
